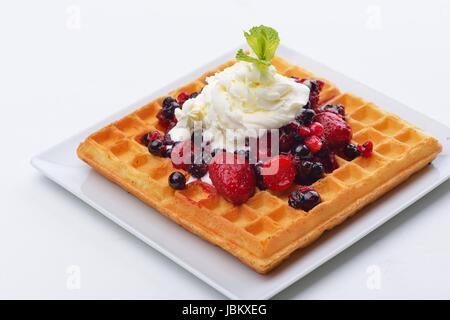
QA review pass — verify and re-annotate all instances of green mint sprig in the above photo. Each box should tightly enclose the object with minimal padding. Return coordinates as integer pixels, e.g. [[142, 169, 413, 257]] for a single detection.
[[236, 25, 280, 72]]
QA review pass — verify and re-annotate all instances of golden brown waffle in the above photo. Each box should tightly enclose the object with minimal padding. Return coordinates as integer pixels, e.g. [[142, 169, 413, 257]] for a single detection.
[[77, 56, 442, 273]]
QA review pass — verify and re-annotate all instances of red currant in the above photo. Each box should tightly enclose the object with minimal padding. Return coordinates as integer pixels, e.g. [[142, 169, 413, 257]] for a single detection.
[[305, 135, 323, 153]]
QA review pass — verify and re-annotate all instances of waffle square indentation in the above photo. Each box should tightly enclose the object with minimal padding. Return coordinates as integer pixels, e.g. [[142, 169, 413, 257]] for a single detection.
[[114, 116, 147, 137], [350, 104, 384, 125], [91, 127, 126, 148], [373, 116, 405, 136], [394, 128, 425, 146], [375, 141, 409, 159], [333, 163, 368, 186]]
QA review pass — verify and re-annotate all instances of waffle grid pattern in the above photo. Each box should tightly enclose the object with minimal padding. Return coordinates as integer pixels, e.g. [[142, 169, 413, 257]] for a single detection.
[[78, 57, 441, 273]]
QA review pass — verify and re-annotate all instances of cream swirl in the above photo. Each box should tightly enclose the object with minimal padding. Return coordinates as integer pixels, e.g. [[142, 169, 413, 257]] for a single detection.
[[169, 61, 310, 151]]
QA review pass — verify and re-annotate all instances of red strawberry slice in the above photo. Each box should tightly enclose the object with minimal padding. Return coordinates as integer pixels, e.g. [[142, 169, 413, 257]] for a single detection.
[[208, 152, 256, 205], [260, 155, 296, 191], [315, 112, 352, 148]]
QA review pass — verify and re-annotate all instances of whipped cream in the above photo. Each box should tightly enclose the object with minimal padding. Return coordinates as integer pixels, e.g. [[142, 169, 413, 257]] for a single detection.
[[169, 61, 310, 151]]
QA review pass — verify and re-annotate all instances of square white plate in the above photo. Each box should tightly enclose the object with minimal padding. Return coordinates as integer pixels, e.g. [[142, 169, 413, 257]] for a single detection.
[[32, 45, 450, 300]]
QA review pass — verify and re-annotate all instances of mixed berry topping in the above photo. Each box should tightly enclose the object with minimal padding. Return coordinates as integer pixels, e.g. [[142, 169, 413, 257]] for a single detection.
[[294, 79, 324, 111], [142, 80, 374, 209], [169, 171, 187, 190]]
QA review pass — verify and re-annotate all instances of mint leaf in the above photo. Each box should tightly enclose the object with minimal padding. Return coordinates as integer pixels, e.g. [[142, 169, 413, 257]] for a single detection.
[[236, 25, 280, 71], [235, 49, 270, 71]]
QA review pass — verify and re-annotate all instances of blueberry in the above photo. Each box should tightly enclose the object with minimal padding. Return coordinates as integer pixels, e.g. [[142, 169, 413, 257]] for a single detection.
[[310, 162, 325, 181], [288, 189, 321, 211], [170, 101, 181, 110], [160, 106, 175, 119], [163, 147, 172, 158], [293, 144, 312, 159], [149, 139, 164, 156], [301, 190, 321, 211], [344, 143, 360, 160], [188, 163, 208, 178], [320, 104, 345, 116], [189, 92, 199, 99], [301, 160, 313, 175], [253, 165, 267, 190], [288, 191, 304, 209], [163, 96, 176, 109], [296, 109, 316, 125], [293, 132, 304, 143], [141, 134, 150, 147], [168, 172, 186, 190]]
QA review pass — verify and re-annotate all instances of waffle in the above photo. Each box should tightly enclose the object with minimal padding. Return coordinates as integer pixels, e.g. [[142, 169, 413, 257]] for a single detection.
[[77, 56, 442, 273]]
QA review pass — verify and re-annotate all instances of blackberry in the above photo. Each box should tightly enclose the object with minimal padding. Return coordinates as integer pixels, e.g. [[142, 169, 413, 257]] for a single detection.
[[168, 172, 186, 190]]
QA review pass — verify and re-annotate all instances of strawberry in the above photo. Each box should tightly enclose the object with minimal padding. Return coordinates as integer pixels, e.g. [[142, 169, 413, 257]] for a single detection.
[[314, 111, 352, 148], [260, 155, 296, 191], [208, 152, 256, 205]]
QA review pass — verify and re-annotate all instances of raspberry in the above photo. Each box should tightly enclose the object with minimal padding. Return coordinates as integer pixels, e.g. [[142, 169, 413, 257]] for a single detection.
[[358, 140, 373, 158], [260, 155, 296, 191], [177, 92, 190, 106]]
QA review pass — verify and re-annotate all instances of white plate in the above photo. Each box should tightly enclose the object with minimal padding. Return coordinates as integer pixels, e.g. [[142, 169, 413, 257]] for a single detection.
[[31, 45, 450, 300]]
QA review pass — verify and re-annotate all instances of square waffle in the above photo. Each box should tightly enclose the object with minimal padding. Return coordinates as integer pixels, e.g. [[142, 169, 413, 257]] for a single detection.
[[77, 56, 442, 273]]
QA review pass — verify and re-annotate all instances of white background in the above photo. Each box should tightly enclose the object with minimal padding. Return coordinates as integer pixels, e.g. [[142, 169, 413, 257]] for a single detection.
[[1, 0, 449, 299]]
